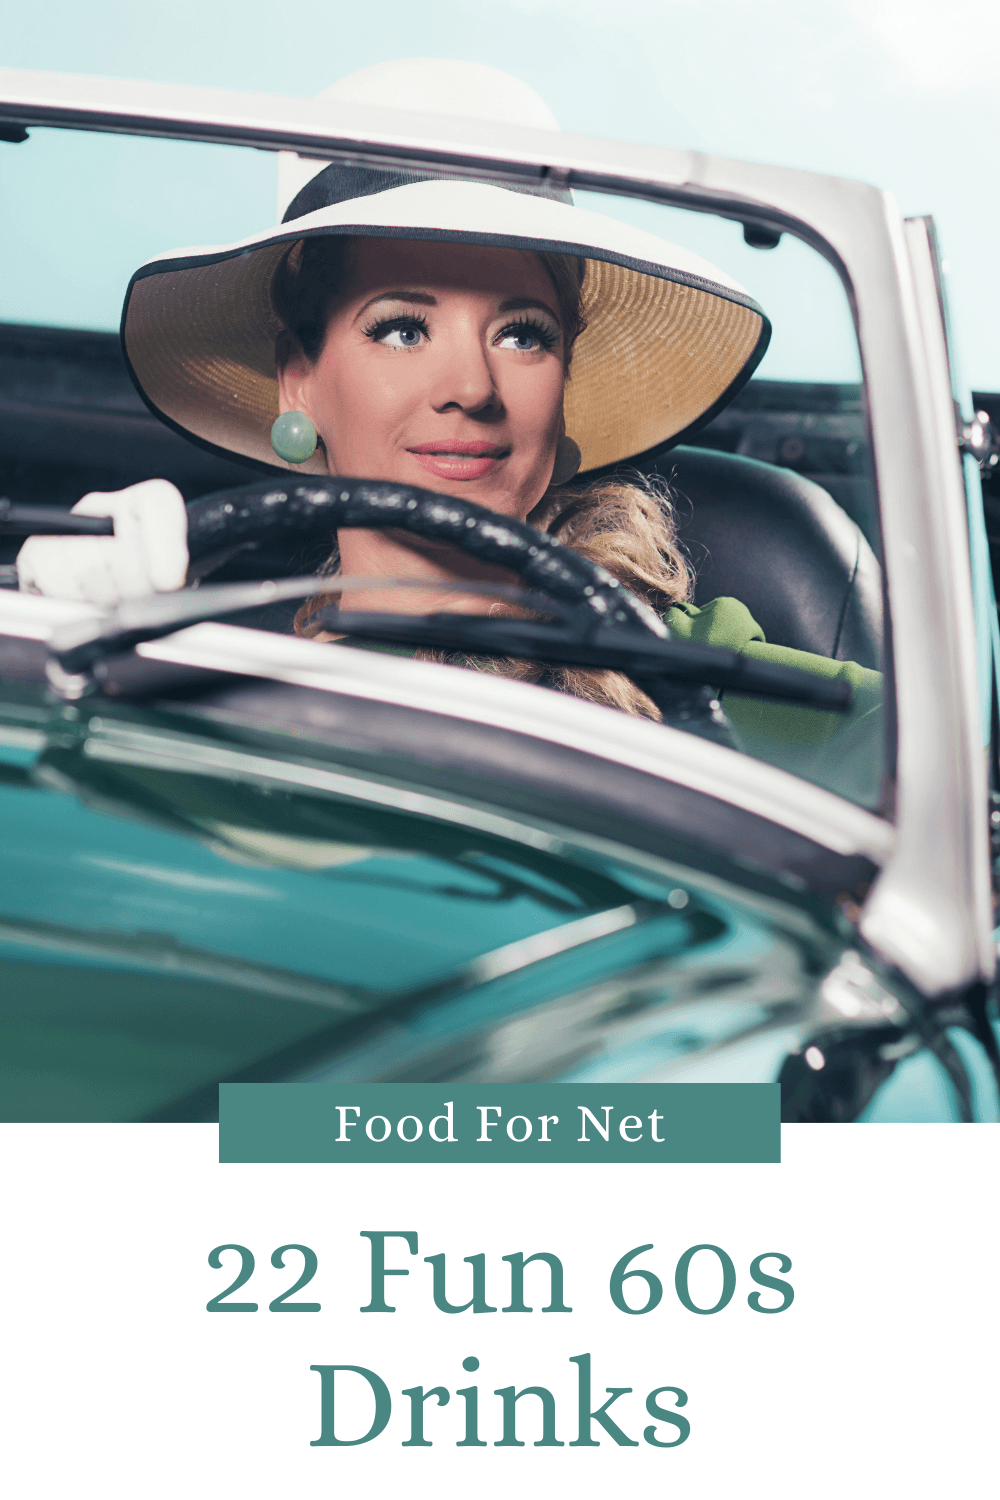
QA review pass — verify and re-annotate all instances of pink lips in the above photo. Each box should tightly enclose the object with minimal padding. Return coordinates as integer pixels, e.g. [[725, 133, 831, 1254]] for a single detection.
[[407, 441, 509, 482]]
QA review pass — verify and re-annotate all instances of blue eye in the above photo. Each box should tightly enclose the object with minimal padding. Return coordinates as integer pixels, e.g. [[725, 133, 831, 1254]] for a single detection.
[[495, 319, 559, 353], [364, 315, 429, 348], [381, 323, 424, 348], [499, 329, 541, 351]]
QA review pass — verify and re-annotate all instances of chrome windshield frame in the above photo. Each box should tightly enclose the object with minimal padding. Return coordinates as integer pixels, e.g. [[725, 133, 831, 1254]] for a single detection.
[[0, 67, 988, 995]]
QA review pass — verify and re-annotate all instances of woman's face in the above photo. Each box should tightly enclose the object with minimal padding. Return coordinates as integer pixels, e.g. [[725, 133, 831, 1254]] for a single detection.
[[277, 238, 569, 521]]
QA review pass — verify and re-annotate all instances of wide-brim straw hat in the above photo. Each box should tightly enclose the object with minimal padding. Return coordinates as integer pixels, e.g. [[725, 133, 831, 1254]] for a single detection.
[[121, 60, 770, 477]]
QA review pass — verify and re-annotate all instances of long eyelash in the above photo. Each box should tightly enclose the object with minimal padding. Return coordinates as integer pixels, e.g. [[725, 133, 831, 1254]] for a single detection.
[[362, 311, 430, 340], [498, 315, 560, 350]]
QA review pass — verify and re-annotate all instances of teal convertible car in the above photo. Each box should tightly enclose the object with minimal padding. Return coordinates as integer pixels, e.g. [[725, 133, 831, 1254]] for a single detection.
[[0, 67, 997, 1122]]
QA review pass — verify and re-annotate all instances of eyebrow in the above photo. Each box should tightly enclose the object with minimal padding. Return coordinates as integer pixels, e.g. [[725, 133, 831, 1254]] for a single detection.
[[352, 290, 561, 325], [353, 289, 437, 321], [498, 296, 561, 323]]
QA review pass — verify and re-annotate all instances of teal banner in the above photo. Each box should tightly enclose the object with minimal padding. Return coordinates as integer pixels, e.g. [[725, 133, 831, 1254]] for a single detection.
[[219, 1083, 779, 1163]]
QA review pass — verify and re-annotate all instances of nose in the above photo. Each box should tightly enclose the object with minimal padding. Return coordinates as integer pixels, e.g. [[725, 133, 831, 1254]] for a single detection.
[[428, 322, 501, 418]]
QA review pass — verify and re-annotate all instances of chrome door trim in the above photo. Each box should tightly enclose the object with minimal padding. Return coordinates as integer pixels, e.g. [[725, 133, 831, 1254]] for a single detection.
[[135, 621, 893, 865], [0, 594, 893, 866]]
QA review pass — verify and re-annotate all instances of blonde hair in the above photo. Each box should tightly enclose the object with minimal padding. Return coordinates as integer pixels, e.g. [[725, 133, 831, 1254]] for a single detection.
[[277, 236, 693, 718]]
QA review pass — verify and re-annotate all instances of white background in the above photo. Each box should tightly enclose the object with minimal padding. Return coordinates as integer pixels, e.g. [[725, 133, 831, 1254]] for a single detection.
[[2, 1124, 997, 1497]]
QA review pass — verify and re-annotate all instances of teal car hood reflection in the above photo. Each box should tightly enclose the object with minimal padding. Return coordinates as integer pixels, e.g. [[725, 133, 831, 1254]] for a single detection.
[[0, 783, 600, 992]]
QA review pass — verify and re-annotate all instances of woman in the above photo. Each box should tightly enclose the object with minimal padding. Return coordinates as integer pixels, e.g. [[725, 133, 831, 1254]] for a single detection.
[[19, 60, 879, 768]]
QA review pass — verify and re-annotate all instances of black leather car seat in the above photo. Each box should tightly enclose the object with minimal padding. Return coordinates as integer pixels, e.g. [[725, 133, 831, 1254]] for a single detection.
[[645, 446, 883, 671]]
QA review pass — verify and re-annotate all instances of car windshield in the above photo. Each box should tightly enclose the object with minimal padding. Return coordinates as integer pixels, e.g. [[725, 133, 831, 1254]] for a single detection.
[[0, 122, 885, 814], [6, 105, 994, 1129]]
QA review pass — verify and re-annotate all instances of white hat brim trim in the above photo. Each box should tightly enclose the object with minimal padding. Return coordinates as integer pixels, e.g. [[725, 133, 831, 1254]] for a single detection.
[[133, 179, 759, 312]]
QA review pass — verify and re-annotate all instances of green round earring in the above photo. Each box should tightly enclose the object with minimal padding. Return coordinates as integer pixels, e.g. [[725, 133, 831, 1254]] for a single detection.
[[271, 410, 318, 464]]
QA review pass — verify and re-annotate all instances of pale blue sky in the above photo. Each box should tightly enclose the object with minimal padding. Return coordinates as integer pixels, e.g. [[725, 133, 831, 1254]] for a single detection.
[[5, 0, 999, 387]]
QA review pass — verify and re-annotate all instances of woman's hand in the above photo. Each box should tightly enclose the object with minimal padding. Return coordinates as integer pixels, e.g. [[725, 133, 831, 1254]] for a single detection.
[[17, 480, 189, 607]]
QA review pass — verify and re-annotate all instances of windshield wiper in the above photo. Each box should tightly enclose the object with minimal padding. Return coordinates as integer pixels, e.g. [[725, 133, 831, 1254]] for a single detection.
[[45, 574, 852, 714], [319, 609, 852, 711]]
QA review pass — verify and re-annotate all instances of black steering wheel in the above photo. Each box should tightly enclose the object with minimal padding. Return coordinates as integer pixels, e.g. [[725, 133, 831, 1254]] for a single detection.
[[185, 476, 732, 739], [187, 476, 664, 632]]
